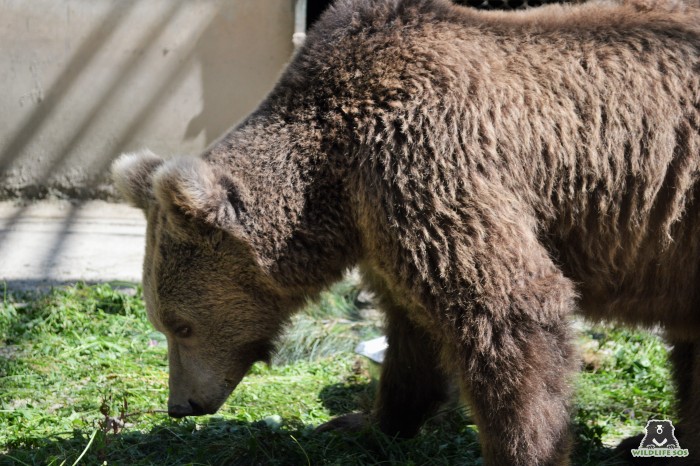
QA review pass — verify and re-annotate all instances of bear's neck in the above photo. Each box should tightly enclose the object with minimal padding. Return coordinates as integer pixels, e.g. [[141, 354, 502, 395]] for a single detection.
[[203, 109, 360, 297]]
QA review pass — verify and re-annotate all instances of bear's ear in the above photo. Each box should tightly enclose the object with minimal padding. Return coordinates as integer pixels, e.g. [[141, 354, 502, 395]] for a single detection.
[[111, 150, 165, 210], [152, 157, 244, 232]]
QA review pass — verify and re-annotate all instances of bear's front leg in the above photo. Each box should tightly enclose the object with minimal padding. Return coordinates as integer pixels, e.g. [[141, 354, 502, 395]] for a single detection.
[[373, 293, 452, 438], [460, 310, 576, 466], [446, 224, 578, 465], [316, 288, 451, 437]]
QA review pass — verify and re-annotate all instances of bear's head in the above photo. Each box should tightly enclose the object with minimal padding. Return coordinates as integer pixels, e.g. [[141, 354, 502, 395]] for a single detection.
[[112, 151, 288, 417]]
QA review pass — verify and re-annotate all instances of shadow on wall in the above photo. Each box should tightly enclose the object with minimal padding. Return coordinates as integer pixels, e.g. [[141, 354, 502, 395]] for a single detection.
[[0, 0, 294, 200], [0, 0, 293, 282], [185, 5, 295, 144]]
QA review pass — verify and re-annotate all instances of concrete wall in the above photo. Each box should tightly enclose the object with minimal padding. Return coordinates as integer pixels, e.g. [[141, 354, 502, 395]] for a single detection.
[[0, 0, 295, 199]]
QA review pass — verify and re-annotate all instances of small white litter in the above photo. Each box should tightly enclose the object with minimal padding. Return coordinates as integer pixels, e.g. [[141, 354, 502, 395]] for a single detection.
[[355, 336, 388, 381]]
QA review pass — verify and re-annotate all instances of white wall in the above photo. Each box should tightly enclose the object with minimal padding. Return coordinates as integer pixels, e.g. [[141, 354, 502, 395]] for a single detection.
[[0, 0, 295, 198]]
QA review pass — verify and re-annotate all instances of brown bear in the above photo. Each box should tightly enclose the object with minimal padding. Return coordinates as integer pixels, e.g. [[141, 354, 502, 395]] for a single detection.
[[112, 0, 700, 464]]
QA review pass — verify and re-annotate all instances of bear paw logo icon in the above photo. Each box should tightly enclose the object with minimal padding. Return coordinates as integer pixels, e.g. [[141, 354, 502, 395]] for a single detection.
[[639, 420, 681, 449]]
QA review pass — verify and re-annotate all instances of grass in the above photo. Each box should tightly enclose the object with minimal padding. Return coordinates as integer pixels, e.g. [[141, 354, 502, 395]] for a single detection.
[[0, 279, 676, 465]]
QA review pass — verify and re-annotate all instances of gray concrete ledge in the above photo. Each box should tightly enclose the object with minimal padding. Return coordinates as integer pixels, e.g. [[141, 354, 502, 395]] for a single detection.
[[0, 200, 146, 289]]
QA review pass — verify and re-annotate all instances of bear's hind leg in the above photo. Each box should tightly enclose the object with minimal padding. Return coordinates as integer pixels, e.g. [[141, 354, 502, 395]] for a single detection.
[[619, 340, 700, 465], [668, 340, 700, 462]]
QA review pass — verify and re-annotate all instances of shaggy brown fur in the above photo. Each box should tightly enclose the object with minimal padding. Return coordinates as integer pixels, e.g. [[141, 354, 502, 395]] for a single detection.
[[113, 0, 700, 464]]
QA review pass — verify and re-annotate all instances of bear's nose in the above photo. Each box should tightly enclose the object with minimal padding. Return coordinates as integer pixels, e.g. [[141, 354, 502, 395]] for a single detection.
[[168, 399, 207, 418]]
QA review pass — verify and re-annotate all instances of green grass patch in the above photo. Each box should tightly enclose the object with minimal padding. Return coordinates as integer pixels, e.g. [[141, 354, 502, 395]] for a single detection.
[[0, 281, 676, 465], [574, 325, 674, 452]]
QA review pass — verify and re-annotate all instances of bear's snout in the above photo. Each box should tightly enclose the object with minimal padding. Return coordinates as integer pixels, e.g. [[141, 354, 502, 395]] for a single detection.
[[168, 399, 213, 418]]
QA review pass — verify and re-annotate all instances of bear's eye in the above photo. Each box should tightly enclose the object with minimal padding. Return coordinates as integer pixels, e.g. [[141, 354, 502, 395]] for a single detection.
[[175, 326, 192, 338]]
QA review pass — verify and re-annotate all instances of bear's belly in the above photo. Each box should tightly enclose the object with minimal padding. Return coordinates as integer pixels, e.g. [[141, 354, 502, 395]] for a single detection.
[[549, 224, 700, 338], [576, 280, 700, 340]]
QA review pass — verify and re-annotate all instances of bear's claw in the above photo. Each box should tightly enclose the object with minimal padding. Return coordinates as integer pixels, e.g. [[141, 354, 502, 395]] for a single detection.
[[315, 413, 370, 434]]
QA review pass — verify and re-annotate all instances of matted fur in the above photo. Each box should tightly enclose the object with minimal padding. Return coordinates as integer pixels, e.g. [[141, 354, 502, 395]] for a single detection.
[[113, 0, 700, 464]]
